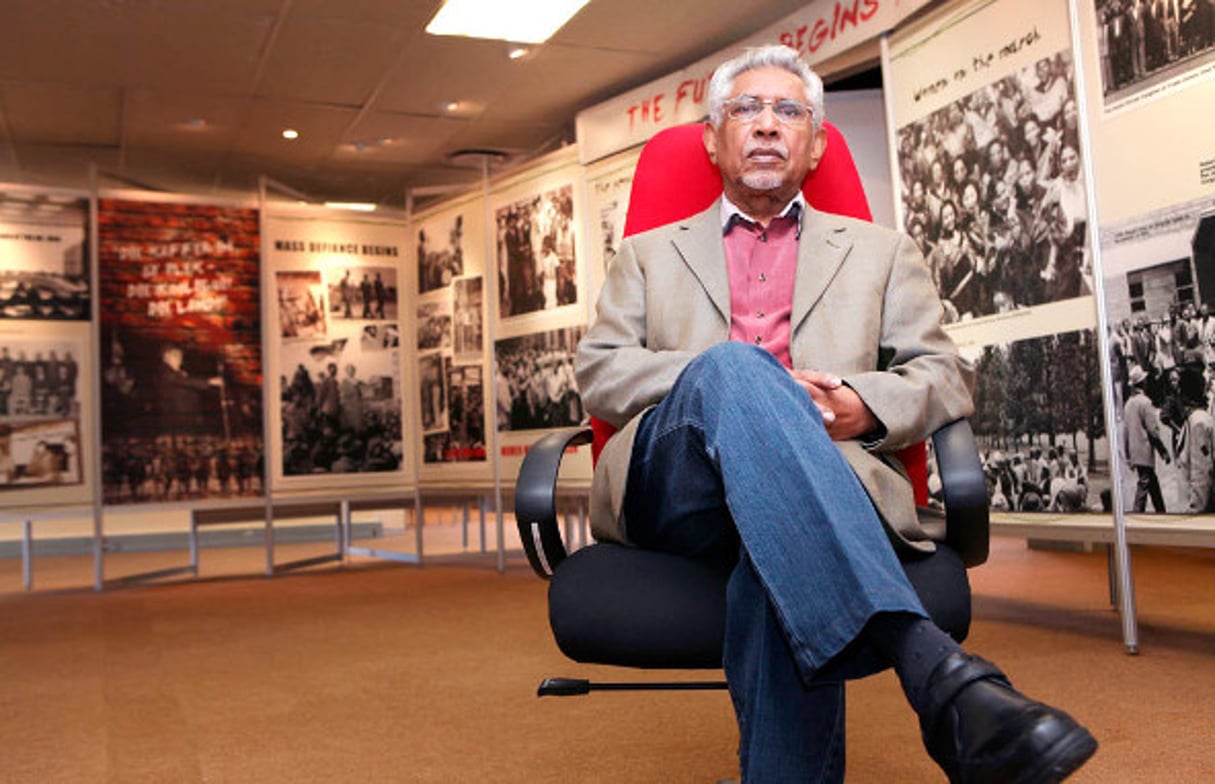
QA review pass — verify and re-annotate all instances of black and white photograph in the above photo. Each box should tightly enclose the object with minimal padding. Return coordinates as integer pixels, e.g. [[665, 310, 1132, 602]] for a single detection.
[[945, 329, 1109, 514], [423, 361, 487, 464], [417, 298, 452, 351], [895, 49, 1091, 323], [0, 338, 84, 491], [326, 265, 398, 321], [276, 270, 327, 339], [417, 213, 464, 294], [494, 325, 584, 432], [361, 322, 399, 351], [495, 184, 578, 318], [591, 172, 633, 275], [1102, 197, 1215, 514], [452, 277, 484, 361], [418, 352, 447, 434], [1094, 0, 1215, 105], [279, 337, 402, 476], [0, 195, 90, 321]]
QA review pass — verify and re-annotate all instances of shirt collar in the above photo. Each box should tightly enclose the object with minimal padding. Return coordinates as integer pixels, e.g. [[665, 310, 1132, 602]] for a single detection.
[[720, 191, 806, 238]]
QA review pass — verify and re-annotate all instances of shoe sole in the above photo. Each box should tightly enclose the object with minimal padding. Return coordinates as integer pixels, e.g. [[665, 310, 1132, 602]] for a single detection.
[[1015, 726, 1098, 784]]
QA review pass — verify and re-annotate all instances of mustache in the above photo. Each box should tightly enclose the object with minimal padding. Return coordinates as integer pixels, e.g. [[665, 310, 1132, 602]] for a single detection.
[[743, 140, 788, 159]]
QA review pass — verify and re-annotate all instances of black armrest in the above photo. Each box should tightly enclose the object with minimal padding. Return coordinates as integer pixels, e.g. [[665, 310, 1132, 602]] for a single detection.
[[932, 419, 990, 568], [515, 427, 594, 579]]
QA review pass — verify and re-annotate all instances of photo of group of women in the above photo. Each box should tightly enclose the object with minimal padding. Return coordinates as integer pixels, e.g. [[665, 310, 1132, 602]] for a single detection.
[[895, 49, 1091, 323], [494, 325, 584, 432], [421, 358, 486, 464], [1093, 0, 1215, 103], [495, 184, 578, 318], [949, 329, 1109, 515], [1101, 197, 1215, 514], [0, 339, 84, 490], [278, 265, 403, 478]]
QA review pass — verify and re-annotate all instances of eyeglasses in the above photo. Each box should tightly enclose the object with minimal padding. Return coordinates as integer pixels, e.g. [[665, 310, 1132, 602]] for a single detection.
[[723, 95, 813, 126]]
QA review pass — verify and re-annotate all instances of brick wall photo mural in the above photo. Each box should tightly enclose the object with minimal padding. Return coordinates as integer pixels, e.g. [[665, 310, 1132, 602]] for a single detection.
[[98, 199, 264, 505]]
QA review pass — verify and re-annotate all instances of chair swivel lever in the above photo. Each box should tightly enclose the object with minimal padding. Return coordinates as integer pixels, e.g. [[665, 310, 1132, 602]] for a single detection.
[[538, 677, 729, 697]]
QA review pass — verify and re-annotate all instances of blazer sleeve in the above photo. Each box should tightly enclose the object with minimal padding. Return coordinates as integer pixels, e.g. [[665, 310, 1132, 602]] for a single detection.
[[842, 232, 975, 451], [575, 234, 697, 430]]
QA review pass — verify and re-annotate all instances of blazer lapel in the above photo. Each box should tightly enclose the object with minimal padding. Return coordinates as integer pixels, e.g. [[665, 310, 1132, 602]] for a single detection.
[[669, 203, 731, 324], [792, 209, 853, 333]]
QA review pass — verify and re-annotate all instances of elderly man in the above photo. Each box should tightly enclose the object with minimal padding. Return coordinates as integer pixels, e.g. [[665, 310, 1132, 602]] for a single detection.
[[576, 45, 1095, 783]]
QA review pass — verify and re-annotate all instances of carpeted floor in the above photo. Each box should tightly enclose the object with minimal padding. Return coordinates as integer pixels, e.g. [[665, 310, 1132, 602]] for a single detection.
[[1, 534, 1212, 782]]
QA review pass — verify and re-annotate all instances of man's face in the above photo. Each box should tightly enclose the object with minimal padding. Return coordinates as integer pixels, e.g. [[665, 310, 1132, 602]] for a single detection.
[[703, 67, 826, 207]]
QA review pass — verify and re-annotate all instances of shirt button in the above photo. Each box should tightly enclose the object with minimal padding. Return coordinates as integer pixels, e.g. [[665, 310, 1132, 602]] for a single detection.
[[754, 336, 762, 345], [757, 311, 765, 318], [758, 273, 767, 282]]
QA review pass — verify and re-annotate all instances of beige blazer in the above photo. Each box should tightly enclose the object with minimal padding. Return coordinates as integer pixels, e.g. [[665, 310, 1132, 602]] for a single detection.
[[574, 201, 975, 553]]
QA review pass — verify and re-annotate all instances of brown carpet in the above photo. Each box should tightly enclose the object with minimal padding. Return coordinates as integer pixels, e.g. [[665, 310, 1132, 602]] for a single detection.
[[1, 536, 1212, 783]]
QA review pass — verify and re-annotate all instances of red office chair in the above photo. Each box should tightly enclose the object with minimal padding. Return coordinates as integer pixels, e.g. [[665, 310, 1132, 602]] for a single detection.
[[516, 122, 988, 696]]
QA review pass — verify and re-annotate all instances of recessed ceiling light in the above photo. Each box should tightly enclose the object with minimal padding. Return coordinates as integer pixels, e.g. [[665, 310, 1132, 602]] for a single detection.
[[508, 46, 529, 60], [425, 0, 590, 44], [444, 101, 461, 113], [282, 129, 299, 140], [185, 118, 207, 129]]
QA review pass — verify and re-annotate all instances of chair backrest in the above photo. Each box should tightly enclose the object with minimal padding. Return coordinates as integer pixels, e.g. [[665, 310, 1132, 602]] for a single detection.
[[595, 120, 929, 504]]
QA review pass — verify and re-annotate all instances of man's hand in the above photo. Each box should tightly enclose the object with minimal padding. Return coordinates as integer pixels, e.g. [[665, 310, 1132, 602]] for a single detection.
[[788, 369, 878, 441]]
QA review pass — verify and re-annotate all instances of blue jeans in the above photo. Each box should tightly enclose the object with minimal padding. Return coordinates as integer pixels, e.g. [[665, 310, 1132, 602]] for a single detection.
[[624, 343, 927, 782]]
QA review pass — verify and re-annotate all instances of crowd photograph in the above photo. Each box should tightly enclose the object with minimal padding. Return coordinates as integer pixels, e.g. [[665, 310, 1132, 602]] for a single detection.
[[279, 338, 402, 477], [896, 50, 1090, 323], [494, 325, 584, 432], [945, 330, 1109, 514], [1094, 0, 1215, 99], [496, 185, 578, 318]]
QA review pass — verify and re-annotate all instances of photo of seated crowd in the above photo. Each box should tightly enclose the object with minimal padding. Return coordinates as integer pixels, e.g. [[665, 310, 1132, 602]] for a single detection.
[[896, 50, 1090, 323], [279, 347, 403, 477], [934, 330, 1109, 514], [1108, 298, 1215, 514], [1095, 0, 1215, 99], [0, 273, 90, 321], [494, 326, 584, 432], [496, 185, 577, 318], [100, 337, 264, 503]]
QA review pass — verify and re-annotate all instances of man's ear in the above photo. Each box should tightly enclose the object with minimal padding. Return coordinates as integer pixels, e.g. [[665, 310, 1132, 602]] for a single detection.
[[702, 122, 718, 166], [807, 126, 829, 171]]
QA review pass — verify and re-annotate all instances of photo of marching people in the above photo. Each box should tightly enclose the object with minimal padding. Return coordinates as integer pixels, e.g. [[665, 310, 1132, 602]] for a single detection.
[[416, 298, 452, 351], [100, 334, 264, 503], [0, 196, 90, 321], [940, 330, 1109, 515], [327, 265, 397, 321], [495, 184, 578, 318], [418, 352, 447, 434], [895, 50, 1091, 323], [494, 325, 584, 432], [417, 213, 464, 294], [276, 270, 327, 339], [279, 336, 402, 476], [0, 339, 84, 490], [423, 360, 487, 463], [452, 277, 483, 361], [1094, 0, 1215, 102]]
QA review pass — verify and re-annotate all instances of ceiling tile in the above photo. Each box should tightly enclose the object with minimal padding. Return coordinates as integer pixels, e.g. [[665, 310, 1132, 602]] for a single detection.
[[2, 84, 122, 146], [232, 99, 358, 162], [0, 0, 126, 85], [289, 0, 440, 27], [124, 90, 246, 150], [255, 17, 409, 106], [336, 112, 467, 164], [121, 5, 273, 94], [373, 33, 521, 116]]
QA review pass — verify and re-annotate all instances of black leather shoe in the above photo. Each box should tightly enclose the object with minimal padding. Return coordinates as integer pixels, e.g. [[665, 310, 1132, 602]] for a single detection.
[[921, 652, 1097, 784]]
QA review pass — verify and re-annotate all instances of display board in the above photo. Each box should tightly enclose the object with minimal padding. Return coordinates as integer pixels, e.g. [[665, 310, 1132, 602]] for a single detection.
[[263, 210, 415, 492], [489, 149, 593, 485], [0, 189, 94, 507], [1074, 0, 1215, 522], [583, 147, 641, 312], [410, 192, 492, 484], [885, 0, 1109, 515], [97, 196, 264, 506]]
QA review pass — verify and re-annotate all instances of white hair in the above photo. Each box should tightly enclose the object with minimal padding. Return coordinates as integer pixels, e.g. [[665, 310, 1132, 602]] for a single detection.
[[706, 45, 824, 131]]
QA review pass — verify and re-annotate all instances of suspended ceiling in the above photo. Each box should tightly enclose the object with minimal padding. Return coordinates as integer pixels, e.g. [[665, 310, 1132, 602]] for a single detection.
[[0, 0, 849, 208]]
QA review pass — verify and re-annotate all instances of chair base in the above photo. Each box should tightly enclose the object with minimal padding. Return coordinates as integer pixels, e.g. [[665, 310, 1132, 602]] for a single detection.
[[538, 677, 729, 697]]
